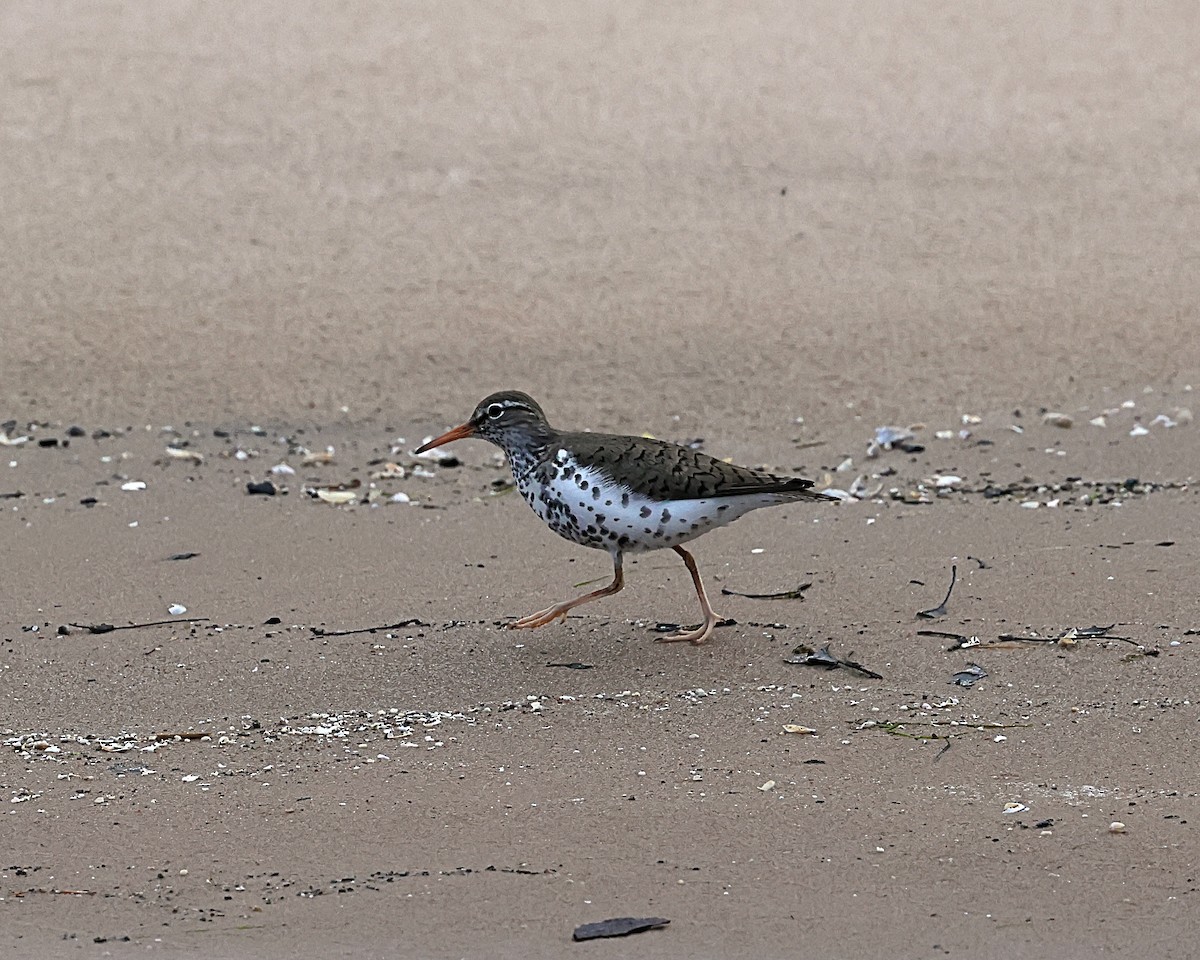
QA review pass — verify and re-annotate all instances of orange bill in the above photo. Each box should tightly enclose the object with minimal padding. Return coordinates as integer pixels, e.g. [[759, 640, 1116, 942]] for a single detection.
[[414, 421, 475, 453]]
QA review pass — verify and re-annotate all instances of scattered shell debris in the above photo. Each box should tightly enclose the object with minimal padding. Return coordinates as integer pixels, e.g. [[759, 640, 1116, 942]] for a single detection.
[[4, 685, 805, 770], [165, 446, 204, 463], [3, 400, 1189, 527], [2, 702, 527, 764], [301, 448, 336, 466], [922, 624, 1159, 655], [934, 476, 1185, 508], [370, 463, 407, 480], [0, 421, 31, 445], [786, 643, 883, 679], [866, 425, 924, 458], [309, 482, 360, 505], [411, 441, 460, 467], [950, 663, 988, 688]]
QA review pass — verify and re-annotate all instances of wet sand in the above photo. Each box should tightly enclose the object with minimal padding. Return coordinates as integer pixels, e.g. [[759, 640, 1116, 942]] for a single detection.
[[3, 2, 1199, 957]]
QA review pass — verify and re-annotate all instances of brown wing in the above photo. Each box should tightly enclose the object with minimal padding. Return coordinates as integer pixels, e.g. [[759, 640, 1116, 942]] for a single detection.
[[561, 432, 829, 501]]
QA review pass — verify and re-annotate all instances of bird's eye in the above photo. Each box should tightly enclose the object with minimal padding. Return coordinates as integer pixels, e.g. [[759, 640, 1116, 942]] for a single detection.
[[486, 403, 505, 420]]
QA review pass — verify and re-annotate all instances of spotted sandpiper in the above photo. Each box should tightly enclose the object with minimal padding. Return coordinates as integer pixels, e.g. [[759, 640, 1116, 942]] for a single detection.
[[416, 391, 834, 644]]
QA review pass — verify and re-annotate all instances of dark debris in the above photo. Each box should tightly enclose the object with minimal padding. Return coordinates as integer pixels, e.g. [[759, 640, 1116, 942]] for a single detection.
[[785, 643, 883, 680], [916, 564, 958, 620], [720, 582, 811, 600], [951, 663, 988, 687], [573, 917, 670, 942]]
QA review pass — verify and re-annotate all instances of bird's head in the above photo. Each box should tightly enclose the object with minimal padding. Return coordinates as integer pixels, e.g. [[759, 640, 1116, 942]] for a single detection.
[[415, 391, 551, 455]]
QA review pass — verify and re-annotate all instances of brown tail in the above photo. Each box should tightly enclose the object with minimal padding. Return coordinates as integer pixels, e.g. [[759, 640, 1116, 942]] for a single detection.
[[717, 476, 835, 500]]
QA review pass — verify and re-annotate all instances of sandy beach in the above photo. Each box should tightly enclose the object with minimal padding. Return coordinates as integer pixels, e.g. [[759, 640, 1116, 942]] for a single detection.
[[3, 2, 1199, 957]]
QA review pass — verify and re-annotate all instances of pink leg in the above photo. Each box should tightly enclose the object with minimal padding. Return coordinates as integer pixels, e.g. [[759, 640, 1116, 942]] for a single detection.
[[656, 546, 725, 645], [511, 556, 624, 629]]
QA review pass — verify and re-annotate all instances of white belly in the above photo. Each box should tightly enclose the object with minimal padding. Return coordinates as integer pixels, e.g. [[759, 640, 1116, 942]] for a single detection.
[[516, 452, 779, 554]]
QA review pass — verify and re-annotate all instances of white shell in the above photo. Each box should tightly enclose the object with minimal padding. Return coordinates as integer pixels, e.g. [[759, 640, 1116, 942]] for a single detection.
[[316, 488, 357, 505]]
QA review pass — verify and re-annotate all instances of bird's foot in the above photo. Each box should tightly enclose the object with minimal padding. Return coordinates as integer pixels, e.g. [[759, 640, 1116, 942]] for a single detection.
[[510, 604, 571, 630], [655, 612, 725, 645]]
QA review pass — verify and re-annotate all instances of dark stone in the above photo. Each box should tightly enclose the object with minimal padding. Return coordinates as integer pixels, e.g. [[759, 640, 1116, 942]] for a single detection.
[[573, 917, 670, 941]]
